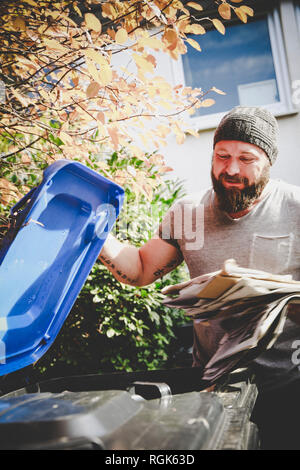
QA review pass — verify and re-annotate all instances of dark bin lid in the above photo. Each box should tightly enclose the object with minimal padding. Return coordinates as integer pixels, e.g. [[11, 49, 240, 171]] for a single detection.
[[0, 160, 124, 376]]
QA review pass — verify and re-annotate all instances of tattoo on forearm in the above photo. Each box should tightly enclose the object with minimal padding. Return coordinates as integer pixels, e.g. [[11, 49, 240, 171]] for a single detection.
[[99, 254, 115, 269], [99, 254, 138, 284], [153, 258, 180, 277]]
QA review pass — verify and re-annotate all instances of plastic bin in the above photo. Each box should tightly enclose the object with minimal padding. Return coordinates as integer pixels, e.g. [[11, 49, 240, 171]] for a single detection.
[[0, 369, 259, 450]]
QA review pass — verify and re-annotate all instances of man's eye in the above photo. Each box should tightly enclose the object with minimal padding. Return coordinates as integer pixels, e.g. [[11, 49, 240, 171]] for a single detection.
[[218, 154, 229, 159]]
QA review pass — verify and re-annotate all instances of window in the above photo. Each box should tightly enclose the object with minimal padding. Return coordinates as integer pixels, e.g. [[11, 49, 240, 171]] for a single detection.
[[183, 19, 279, 114], [172, 9, 294, 129]]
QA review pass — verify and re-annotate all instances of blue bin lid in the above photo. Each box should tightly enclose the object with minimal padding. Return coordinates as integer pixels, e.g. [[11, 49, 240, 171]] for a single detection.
[[0, 160, 124, 376]]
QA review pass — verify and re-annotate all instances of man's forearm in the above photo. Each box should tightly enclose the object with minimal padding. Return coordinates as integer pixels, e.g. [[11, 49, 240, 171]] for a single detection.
[[98, 234, 143, 286]]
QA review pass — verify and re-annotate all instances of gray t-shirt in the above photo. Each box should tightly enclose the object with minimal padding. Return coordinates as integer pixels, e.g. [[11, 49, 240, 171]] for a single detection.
[[159, 179, 300, 391]]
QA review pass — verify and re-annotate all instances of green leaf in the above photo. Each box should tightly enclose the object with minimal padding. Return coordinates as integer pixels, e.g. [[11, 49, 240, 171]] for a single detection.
[[106, 328, 115, 338]]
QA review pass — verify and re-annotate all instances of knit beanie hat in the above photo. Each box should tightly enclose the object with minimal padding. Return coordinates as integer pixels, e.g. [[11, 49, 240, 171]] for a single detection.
[[213, 106, 279, 165]]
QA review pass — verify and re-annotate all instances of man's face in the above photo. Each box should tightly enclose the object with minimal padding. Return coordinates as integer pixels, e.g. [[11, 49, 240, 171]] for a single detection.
[[211, 140, 270, 214]]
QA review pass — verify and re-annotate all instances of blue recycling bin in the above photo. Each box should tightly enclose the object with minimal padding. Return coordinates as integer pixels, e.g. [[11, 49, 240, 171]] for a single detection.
[[0, 160, 124, 376]]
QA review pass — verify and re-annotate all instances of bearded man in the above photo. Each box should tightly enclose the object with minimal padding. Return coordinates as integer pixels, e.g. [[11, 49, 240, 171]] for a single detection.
[[99, 106, 300, 449]]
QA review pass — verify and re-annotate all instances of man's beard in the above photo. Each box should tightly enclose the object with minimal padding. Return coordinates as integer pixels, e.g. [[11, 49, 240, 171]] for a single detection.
[[211, 166, 270, 214]]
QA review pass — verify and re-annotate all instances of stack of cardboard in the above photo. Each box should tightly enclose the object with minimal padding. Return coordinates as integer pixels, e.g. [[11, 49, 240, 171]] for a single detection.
[[162, 259, 300, 383]]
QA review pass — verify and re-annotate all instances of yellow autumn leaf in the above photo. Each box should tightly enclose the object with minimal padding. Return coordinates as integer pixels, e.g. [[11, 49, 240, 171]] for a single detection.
[[201, 98, 215, 107], [176, 132, 185, 145], [86, 80, 100, 98], [84, 13, 102, 33], [146, 54, 156, 67], [186, 128, 199, 137], [186, 38, 201, 51], [240, 5, 254, 17], [43, 38, 69, 53], [39, 23, 50, 34], [0, 179, 21, 206], [185, 24, 206, 35], [73, 3, 82, 17], [0, 178, 11, 191], [177, 17, 190, 33], [235, 7, 247, 23], [59, 13, 78, 28], [212, 18, 225, 35], [218, 3, 231, 20], [163, 28, 178, 50], [96, 111, 105, 124], [211, 86, 226, 95], [99, 65, 112, 86], [22, 0, 38, 6], [13, 16, 26, 31], [101, 2, 117, 20], [159, 165, 173, 173], [85, 49, 108, 67], [138, 37, 163, 50], [71, 73, 79, 87], [187, 2, 203, 11], [157, 124, 171, 138], [21, 154, 31, 165], [115, 28, 128, 45], [108, 126, 119, 149], [159, 100, 173, 110], [132, 53, 155, 73], [85, 57, 100, 82], [18, 57, 37, 72], [172, 0, 186, 13], [172, 0, 185, 8]]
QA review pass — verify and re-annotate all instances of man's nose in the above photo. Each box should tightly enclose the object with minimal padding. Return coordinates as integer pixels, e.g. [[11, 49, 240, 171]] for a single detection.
[[226, 159, 240, 176]]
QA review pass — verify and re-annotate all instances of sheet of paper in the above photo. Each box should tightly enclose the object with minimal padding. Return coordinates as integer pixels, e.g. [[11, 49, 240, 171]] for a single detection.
[[162, 259, 300, 385]]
